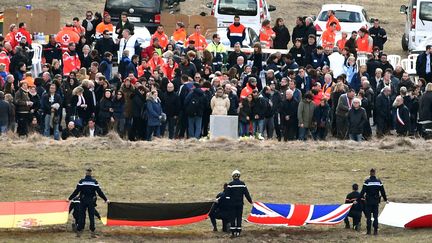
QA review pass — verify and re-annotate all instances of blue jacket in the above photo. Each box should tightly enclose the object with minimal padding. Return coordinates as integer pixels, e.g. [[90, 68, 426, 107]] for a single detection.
[[146, 98, 162, 126], [112, 99, 125, 119], [99, 58, 112, 80]]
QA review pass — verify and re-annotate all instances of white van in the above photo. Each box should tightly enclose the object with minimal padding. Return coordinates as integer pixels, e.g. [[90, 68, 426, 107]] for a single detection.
[[206, 0, 276, 34], [401, 0, 432, 52]]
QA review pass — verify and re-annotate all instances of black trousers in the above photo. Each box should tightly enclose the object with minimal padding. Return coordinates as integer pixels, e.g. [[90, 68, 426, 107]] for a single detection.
[[130, 117, 146, 141], [282, 121, 297, 141], [16, 112, 30, 136], [336, 115, 348, 139], [376, 117, 391, 137], [230, 205, 243, 234], [344, 210, 361, 227], [176, 111, 188, 138], [209, 208, 228, 231], [274, 114, 281, 140], [77, 201, 96, 232], [364, 204, 379, 231]]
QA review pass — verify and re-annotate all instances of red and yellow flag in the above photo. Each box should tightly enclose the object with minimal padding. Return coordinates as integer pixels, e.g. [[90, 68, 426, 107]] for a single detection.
[[0, 200, 69, 228]]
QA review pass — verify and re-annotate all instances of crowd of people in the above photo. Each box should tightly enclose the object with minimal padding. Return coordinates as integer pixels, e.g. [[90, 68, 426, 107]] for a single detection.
[[0, 10, 432, 141]]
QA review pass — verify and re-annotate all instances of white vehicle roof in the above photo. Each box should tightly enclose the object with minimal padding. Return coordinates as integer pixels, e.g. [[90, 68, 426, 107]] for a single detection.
[[319, 4, 365, 12]]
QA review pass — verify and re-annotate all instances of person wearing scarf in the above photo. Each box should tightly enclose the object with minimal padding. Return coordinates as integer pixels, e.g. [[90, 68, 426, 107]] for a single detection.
[[393, 95, 410, 136]]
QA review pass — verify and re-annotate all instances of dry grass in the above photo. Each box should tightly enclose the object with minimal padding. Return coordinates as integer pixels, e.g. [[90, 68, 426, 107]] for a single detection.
[[0, 135, 431, 242]]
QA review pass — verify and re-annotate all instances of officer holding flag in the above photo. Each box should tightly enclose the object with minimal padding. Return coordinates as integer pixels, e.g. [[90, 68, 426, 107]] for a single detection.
[[68, 168, 109, 238], [226, 170, 252, 238]]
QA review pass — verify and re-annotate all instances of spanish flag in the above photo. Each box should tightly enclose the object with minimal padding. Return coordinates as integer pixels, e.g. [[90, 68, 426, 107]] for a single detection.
[[0, 200, 69, 228], [105, 202, 214, 227]]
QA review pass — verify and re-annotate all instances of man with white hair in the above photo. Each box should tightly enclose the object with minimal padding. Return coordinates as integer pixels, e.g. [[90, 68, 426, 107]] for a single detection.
[[233, 56, 245, 78], [279, 89, 299, 141], [118, 29, 140, 59], [347, 97, 367, 141], [375, 86, 393, 138]]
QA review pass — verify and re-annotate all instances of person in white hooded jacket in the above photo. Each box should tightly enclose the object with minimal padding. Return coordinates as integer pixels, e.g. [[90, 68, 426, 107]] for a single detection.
[[211, 87, 230, 115]]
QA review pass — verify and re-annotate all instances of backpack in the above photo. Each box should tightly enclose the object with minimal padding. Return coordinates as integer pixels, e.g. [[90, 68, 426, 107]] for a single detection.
[[186, 95, 201, 117]]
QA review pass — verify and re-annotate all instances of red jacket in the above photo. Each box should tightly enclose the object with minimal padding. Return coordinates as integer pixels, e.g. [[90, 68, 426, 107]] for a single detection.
[[62, 51, 81, 76], [17, 28, 32, 45], [148, 56, 165, 72], [56, 27, 80, 51], [151, 32, 169, 49], [162, 62, 178, 80], [0, 52, 11, 73]]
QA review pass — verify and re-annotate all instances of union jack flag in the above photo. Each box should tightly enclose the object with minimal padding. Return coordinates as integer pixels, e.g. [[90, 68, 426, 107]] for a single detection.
[[247, 202, 352, 226]]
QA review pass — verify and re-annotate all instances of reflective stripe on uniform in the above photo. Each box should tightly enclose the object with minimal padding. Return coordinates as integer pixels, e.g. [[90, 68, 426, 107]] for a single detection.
[[364, 182, 382, 186], [228, 185, 246, 188], [78, 181, 99, 186], [229, 33, 243, 37]]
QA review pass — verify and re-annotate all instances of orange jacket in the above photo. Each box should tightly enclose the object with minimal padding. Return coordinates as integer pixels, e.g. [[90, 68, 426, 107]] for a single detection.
[[73, 25, 86, 36], [186, 33, 208, 51], [240, 83, 255, 100], [321, 29, 336, 49], [356, 34, 372, 53], [148, 56, 165, 72], [62, 51, 81, 76], [336, 38, 347, 50], [137, 64, 148, 78], [326, 15, 341, 31], [5, 32, 18, 49], [259, 26, 275, 48], [151, 31, 169, 49], [172, 28, 187, 44], [23, 76, 35, 87], [321, 82, 333, 100], [55, 27, 80, 50], [96, 22, 114, 35], [0, 52, 11, 73]]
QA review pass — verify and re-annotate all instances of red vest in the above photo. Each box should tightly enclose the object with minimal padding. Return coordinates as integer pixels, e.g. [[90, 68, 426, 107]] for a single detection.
[[356, 34, 372, 53], [62, 51, 81, 76]]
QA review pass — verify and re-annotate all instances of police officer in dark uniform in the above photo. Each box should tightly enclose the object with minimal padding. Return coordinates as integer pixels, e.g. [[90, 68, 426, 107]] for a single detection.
[[209, 183, 229, 232], [368, 19, 387, 50], [68, 168, 109, 238], [360, 168, 388, 235], [226, 170, 252, 238], [344, 183, 363, 231]]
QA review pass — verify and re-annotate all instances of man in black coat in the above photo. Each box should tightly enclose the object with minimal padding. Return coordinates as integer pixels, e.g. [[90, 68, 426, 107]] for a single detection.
[[368, 19, 387, 50], [42, 35, 62, 65], [344, 183, 363, 231], [68, 168, 109, 238], [252, 90, 268, 140], [226, 170, 252, 238], [184, 83, 206, 139], [416, 45, 432, 83], [279, 89, 299, 141], [224, 83, 239, 116], [115, 12, 135, 39], [375, 87, 392, 137], [272, 18, 290, 49], [161, 83, 180, 139], [291, 17, 306, 44], [347, 98, 368, 142], [130, 87, 146, 141], [82, 11, 98, 44], [360, 168, 388, 235], [95, 30, 116, 59]]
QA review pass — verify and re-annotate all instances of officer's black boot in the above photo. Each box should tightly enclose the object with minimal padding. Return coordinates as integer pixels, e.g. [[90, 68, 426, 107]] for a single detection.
[[373, 228, 378, 235], [345, 222, 350, 229], [366, 228, 371, 235]]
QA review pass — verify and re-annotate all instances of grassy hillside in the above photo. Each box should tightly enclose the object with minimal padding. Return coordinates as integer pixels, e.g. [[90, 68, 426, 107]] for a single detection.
[[0, 135, 431, 242]]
